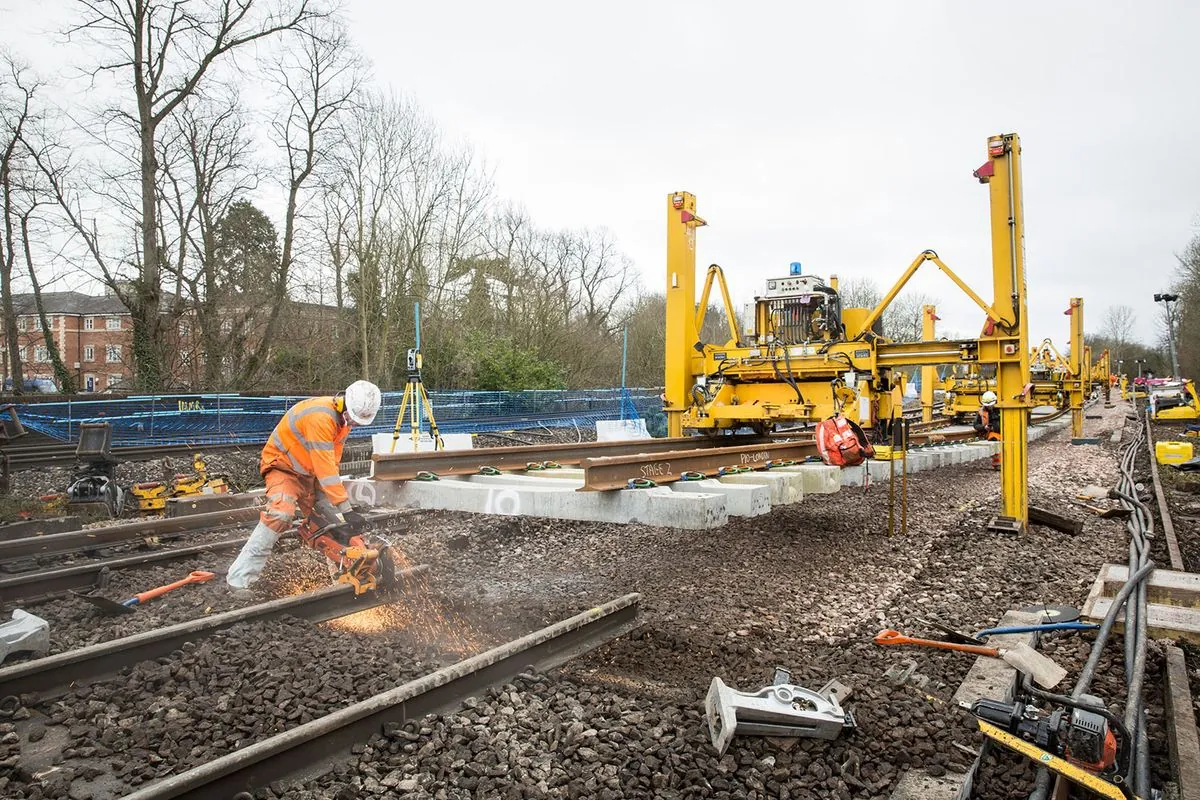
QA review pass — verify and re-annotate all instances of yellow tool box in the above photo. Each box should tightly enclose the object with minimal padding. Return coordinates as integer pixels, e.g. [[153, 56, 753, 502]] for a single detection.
[[871, 445, 906, 461], [1155, 440, 1194, 466], [130, 454, 229, 513]]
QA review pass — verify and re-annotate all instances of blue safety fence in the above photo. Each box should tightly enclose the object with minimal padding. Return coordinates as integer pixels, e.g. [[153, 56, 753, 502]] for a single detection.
[[13, 388, 665, 446]]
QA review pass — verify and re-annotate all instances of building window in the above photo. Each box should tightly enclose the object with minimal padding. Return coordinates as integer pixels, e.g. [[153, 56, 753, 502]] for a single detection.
[[106, 344, 121, 363], [18, 346, 26, 362], [106, 317, 121, 331], [35, 346, 49, 363], [16, 318, 26, 331], [84, 345, 95, 362], [179, 322, 190, 337], [107, 374, 123, 390], [84, 317, 94, 331], [220, 318, 233, 335]]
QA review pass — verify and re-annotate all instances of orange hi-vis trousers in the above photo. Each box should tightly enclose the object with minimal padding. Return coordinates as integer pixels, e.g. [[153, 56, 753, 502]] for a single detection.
[[260, 468, 320, 534]]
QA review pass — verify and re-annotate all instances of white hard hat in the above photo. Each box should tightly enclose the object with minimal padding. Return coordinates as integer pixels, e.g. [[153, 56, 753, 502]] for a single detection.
[[981, 391, 998, 406], [344, 380, 382, 425]]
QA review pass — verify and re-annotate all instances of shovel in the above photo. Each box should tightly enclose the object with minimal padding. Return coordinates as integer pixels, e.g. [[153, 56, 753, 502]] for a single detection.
[[874, 629, 1066, 688], [73, 570, 216, 616], [1068, 499, 1132, 520]]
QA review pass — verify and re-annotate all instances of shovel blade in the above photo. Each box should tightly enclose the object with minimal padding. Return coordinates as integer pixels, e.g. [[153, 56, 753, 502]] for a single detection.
[[1001, 642, 1066, 688], [71, 590, 135, 616]]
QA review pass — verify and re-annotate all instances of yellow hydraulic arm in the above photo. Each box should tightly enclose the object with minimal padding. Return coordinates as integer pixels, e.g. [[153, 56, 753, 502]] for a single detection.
[[850, 251, 1003, 340], [696, 264, 741, 347]]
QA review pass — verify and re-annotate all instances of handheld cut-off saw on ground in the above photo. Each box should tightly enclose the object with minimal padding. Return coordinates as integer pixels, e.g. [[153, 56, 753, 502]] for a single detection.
[[969, 695, 1144, 800], [297, 515, 397, 595]]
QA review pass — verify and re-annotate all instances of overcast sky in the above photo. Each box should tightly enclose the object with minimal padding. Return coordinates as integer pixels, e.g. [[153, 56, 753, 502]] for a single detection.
[[6, 1, 1199, 349]]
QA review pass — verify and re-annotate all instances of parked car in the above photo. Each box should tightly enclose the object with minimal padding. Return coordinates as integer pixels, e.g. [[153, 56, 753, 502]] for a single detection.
[[3, 377, 59, 393]]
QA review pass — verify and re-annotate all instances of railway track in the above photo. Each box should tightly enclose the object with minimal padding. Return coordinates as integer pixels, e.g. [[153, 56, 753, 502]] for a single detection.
[[0, 568, 430, 699], [5, 400, 1178, 799], [1, 566, 640, 800], [0, 507, 416, 603], [120, 593, 640, 799]]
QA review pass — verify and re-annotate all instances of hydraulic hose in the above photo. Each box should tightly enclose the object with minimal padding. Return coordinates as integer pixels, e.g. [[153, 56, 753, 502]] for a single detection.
[[1030, 402, 1154, 800], [1072, 560, 1154, 697]]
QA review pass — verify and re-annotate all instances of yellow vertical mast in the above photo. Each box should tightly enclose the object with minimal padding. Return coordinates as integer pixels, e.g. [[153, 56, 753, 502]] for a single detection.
[[921, 305, 938, 424], [975, 133, 1031, 529], [665, 192, 705, 437]]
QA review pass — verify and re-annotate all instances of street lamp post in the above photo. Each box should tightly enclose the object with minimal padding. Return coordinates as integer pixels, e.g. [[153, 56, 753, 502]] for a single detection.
[[1154, 292, 1181, 378]]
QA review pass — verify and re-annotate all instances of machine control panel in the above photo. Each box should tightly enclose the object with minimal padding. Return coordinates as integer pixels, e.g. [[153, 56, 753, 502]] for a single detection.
[[765, 275, 827, 298]]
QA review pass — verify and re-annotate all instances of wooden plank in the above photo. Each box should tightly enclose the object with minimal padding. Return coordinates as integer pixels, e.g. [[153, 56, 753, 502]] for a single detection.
[[1094, 563, 1200, 608], [1082, 598, 1200, 645], [1163, 645, 1200, 800], [1148, 413, 1185, 571], [1029, 505, 1084, 536]]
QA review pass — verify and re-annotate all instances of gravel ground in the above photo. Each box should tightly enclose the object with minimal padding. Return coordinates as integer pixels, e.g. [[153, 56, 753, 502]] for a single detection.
[[2, 538, 315, 659], [5, 449, 264, 502], [258, 402, 1156, 799], [4, 405, 1177, 799], [4, 615, 433, 799], [1145, 413, 1200, 754]]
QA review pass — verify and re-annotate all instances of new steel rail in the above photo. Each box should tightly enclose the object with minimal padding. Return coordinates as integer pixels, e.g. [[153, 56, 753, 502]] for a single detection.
[[121, 592, 641, 800], [371, 434, 772, 481], [0, 566, 430, 699]]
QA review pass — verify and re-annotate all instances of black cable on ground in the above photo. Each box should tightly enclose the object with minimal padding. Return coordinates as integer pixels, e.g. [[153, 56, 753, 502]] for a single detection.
[[1029, 401, 1154, 799]]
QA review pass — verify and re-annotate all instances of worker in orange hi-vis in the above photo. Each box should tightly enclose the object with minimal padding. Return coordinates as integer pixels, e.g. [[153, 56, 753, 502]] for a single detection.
[[974, 390, 1002, 470], [226, 380, 382, 592]]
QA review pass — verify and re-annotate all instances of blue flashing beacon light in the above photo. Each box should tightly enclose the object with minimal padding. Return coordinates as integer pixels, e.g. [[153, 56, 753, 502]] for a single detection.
[[789, 262, 802, 276]]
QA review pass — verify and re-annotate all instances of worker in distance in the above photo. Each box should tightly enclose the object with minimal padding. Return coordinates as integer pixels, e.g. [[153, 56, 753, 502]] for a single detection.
[[225, 380, 382, 592]]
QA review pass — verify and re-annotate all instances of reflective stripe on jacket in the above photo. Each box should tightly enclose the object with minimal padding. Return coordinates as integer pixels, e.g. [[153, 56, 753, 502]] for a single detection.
[[260, 396, 351, 508]]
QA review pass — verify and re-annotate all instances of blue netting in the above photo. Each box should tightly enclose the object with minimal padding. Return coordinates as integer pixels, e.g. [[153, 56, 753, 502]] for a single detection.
[[13, 389, 665, 447]]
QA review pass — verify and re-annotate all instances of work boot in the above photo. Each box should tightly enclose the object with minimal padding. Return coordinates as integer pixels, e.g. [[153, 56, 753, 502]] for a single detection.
[[222, 582, 255, 601]]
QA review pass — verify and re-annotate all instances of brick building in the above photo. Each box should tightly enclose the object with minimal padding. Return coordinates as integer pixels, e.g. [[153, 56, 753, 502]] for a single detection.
[[0, 291, 198, 393]]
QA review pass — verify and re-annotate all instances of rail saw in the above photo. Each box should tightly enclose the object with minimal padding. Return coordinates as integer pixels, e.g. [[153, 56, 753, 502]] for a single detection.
[[297, 516, 397, 595]]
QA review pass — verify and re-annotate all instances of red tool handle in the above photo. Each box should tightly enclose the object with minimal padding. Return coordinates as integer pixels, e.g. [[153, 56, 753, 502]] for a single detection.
[[133, 570, 216, 603], [874, 629, 1000, 657]]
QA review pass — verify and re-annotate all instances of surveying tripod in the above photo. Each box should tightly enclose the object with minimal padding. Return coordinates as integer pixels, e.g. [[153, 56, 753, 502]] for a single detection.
[[390, 348, 444, 452]]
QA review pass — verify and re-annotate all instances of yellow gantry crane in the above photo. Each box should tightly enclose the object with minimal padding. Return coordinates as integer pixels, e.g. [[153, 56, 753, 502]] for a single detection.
[[665, 133, 1032, 529]]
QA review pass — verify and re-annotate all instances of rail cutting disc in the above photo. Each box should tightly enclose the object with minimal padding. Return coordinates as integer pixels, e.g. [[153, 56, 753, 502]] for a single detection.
[[371, 540, 397, 590], [1018, 604, 1081, 624]]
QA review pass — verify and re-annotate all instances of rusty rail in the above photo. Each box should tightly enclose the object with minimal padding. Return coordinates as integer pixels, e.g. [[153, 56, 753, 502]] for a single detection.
[[579, 441, 821, 490], [122, 593, 641, 800], [371, 435, 770, 481]]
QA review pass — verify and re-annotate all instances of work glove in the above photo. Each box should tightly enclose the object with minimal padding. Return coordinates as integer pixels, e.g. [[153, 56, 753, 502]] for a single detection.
[[342, 509, 367, 529]]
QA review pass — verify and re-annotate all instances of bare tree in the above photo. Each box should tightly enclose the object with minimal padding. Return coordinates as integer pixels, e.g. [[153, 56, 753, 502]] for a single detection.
[[885, 291, 939, 343], [67, 0, 326, 390], [160, 95, 260, 387], [1099, 304, 1136, 365], [240, 16, 362, 386], [0, 54, 33, 392], [1, 56, 78, 392], [838, 276, 883, 312]]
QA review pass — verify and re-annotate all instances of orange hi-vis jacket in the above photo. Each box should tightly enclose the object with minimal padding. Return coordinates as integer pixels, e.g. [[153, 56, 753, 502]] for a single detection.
[[260, 396, 352, 510]]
